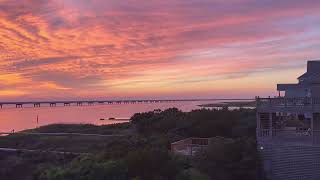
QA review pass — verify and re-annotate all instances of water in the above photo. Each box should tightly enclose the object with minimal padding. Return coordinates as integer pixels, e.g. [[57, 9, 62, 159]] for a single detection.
[[0, 101, 221, 132]]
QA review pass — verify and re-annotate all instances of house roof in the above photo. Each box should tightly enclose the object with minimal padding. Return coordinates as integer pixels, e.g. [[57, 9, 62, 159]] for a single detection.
[[306, 60, 320, 73], [297, 61, 320, 82], [277, 84, 303, 91], [298, 72, 320, 80]]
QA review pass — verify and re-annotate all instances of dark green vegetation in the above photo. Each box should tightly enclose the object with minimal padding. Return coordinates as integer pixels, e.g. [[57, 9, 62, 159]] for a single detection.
[[199, 101, 256, 108], [24, 123, 132, 134], [0, 108, 260, 180]]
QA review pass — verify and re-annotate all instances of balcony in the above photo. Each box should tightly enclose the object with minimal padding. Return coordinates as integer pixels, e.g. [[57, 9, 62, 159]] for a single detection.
[[256, 97, 320, 112]]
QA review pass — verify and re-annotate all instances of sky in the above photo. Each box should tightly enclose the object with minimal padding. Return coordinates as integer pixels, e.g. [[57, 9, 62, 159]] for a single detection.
[[0, 0, 320, 100]]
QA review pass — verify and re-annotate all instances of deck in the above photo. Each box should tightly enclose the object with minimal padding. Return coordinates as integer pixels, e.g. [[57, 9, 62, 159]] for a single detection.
[[171, 138, 211, 156], [256, 97, 320, 112], [257, 129, 320, 146]]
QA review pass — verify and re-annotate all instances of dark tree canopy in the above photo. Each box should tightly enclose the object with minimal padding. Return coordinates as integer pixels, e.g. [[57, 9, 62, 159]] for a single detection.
[[0, 108, 260, 180]]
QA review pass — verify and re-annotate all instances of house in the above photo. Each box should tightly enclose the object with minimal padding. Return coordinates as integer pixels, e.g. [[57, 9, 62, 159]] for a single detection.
[[257, 60, 320, 180], [171, 138, 212, 156], [277, 61, 320, 97]]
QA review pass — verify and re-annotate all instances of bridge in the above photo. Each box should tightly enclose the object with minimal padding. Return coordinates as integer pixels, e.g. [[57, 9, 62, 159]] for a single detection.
[[0, 98, 254, 109]]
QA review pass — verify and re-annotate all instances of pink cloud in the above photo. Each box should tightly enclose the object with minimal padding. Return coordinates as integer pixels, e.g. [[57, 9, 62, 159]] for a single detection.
[[0, 0, 320, 100]]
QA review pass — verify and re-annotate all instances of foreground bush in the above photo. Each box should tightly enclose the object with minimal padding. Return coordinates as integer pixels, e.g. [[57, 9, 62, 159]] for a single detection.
[[194, 137, 259, 180], [39, 157, 128, 180], [1, 108, 260, 180]]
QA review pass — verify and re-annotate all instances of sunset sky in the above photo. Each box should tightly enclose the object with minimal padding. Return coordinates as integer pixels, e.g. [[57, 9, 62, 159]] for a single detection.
[[0, 0, 320, 100]]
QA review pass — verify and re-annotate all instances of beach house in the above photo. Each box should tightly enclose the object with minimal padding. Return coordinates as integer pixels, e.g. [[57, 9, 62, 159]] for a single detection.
[[277, 61, 320, 98], [257, 60, 320, 180]]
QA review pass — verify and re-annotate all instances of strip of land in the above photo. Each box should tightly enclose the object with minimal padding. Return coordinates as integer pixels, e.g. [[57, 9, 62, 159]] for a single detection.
[[0, 108, 259, 180], [199, 101, 256, 108], [0, 132, 127, 137], [0, 147, 89, 155]]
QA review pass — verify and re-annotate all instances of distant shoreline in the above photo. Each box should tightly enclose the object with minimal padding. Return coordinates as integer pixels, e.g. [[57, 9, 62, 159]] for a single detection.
[[100, 118, 130, 121], [198, 101, 256, 108]]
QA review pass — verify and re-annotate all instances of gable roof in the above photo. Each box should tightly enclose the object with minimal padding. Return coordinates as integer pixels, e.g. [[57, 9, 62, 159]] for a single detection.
[[298, 61, 320, 82], [298, 72, 320, 80]]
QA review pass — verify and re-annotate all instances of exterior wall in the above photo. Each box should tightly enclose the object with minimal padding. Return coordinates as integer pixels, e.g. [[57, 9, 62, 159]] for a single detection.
[[311, 86, 320, 97], [279, 61, 320, 98], [307, 61, 320, 74], [285, 88, 308, 98], [314, 113, 320, 130], [260, 61, 320, 179], [259, 144, 320, 180], [285, 86, 320, 98], [259, 112, 270, 129], [257, 99, 320, 180]]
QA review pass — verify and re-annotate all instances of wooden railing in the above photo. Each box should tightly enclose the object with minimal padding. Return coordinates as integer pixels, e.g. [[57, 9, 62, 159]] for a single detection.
[[171, 138, 211, 156], [256, 129, 320, 145], [257, 129, 271, 137], [256, 97, 320, 109], [258, 129, 312, 136]]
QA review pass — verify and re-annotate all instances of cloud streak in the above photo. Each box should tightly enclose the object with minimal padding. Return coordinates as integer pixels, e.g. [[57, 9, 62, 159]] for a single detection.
[[0, 0, 320, 99]]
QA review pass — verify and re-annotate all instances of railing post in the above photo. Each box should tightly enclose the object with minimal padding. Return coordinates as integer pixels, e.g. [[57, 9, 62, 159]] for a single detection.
[[312, 98, 315, 110], [256, 112, 261, 138], [311, 113, 314, 144], [269, 112, 273, 138], [284, 97, 287, 108], [269, 96, 271, 107]]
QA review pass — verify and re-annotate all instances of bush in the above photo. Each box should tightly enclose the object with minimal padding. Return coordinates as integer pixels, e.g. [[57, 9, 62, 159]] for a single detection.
[[125, 148, 182, 180], [194, 137, 259, 180], [175, 169, 210, 180], [131, 108, 256, 138], [1, 108, 259, 180], [39, 157, 128, 180]]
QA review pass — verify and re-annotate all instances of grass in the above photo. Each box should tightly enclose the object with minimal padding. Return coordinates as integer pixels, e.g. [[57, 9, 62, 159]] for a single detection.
[[23, 122, 132, 134], [0, 123, 134, 153]]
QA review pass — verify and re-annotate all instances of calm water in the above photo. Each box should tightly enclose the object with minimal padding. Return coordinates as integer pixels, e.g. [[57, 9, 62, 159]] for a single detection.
[[0, 101, 220, 132]]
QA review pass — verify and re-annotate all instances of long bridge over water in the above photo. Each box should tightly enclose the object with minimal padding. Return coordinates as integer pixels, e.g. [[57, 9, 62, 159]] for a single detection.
[[0, 98, 254, 109]]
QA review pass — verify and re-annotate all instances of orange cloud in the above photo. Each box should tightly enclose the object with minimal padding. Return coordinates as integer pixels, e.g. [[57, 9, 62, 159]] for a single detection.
[[0, 74, 27, 85], [0, 0, 320, 100], [38, 82, 71, 90], [0, 90, 27, 97]]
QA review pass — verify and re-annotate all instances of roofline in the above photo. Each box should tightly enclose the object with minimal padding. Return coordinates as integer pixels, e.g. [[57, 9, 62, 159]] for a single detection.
[[277, 84, 300, 91]]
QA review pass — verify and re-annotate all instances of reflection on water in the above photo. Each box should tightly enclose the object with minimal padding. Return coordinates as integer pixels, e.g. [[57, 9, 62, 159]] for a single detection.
[[0, 101, 219, 132]]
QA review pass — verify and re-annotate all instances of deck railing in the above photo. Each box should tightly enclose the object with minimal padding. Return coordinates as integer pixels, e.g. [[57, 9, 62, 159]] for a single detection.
[[171, 138, 211, 156], [257, 129, 320, 145], [256, 97, 320, 109]]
